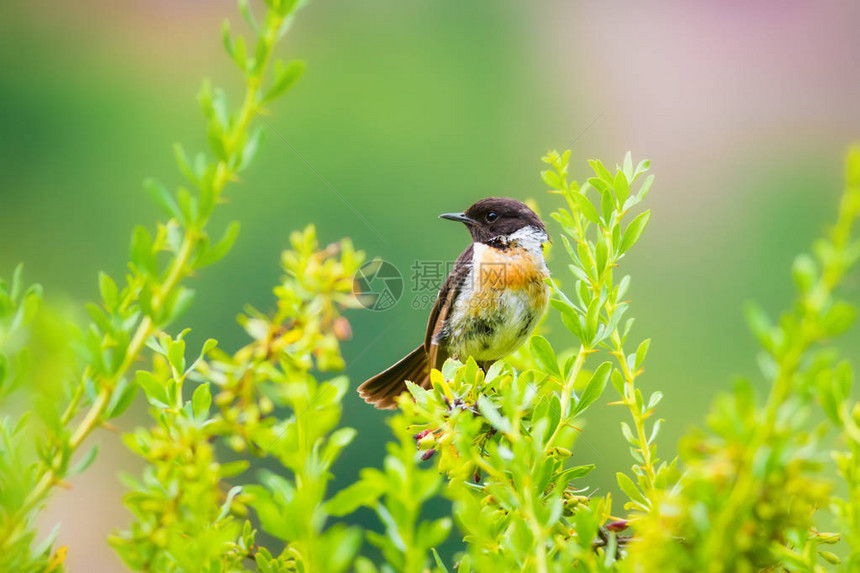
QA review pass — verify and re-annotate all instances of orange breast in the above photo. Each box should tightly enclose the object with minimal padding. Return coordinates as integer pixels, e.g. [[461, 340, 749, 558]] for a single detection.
[[447, 243, 550, 361], [475, 245, 546, 291]]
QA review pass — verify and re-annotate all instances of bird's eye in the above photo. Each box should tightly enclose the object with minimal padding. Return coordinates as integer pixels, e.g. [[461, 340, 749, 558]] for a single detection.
[[486, 212, 498, 223]]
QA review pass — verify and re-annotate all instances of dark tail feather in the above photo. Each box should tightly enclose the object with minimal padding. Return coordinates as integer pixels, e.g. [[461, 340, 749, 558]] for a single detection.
[[358, 345, 429, 409]]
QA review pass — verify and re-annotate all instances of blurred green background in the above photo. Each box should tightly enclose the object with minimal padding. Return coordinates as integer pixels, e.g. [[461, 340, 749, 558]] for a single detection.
[[1, 0, 859, 569]]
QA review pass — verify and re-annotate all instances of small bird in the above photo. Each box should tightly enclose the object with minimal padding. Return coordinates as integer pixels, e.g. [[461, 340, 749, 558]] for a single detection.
[[358, 197, 550, 408]]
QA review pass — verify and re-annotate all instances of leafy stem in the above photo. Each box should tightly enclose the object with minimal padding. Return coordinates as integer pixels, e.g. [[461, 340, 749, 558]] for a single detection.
[[544, 344, 589, 453], [702, 149, 860, 565], [610, 332, 657, 493], [0, 0, 298, 557], [542, 149, 663, 509]]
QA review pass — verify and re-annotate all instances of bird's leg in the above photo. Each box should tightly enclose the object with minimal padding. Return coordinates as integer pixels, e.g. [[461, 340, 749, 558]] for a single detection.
[[478, 360, 494, 373]]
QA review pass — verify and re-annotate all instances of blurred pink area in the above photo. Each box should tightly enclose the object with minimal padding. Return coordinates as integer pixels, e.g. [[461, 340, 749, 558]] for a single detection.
[[39, 434, 142, 572], [544, 0, 859, 209]]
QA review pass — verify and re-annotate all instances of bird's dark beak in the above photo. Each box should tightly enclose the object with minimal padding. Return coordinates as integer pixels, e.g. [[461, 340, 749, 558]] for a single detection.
[[439, 212, 479, 226]]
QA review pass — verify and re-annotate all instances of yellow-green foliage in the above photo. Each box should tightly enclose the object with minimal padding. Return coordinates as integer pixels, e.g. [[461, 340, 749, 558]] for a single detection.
[[1, 1, 859, 572]]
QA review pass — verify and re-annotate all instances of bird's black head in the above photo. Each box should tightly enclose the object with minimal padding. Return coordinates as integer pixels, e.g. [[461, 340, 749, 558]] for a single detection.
[[439, 197, 547, 244]]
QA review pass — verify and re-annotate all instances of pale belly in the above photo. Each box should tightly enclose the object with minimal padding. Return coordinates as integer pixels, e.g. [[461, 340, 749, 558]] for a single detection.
[[443, 241, 550, 363], [446, 286, 548, 362]]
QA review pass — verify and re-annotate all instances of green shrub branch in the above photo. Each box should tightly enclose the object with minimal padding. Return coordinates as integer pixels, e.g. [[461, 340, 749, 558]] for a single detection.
[[0, 0, 305, 568]]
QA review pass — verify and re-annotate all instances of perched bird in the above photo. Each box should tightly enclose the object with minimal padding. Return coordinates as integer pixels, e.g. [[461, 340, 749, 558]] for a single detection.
[[358, 197, 550, 408]]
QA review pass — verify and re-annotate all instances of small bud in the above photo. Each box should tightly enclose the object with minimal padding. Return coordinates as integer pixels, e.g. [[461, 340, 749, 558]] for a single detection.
[[232, 501, 248, 517], [333, 316, 352, 340], [418, 433, 437, 449], [420, 448, 436, 461], [228, 435, 246, 452], [215, 391, 233, 406], [259, 395, 274, 414], [553, 447, 573, 458], [413, 429, 431, 442], [606, 520, 629, 532], [819, 551, 841, 565], [152, 529, 167, 547]]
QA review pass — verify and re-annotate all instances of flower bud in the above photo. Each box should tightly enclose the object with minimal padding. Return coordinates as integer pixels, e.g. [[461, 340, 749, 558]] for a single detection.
[[333, 316, 352, 340], [418, 433, 437, 449]]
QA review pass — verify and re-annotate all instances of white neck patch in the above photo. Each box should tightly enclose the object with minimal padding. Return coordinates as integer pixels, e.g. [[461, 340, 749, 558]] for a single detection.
[[508, 225, 548, 253]]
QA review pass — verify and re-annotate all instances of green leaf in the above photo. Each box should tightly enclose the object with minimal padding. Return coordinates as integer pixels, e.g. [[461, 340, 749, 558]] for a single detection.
[[173, 143, 197, 186], [135, 371, 169, 407], [192, 383, 212, 418], [238, 128, 264, 173], [221, 19, 234, 57], [571, 192, 602, 225], [634, 159, 651, 179], [587, 176, 611, 196], [68, 445, 99, 476], [207, 123, 229, 161], [202, 338, 218, 355], [144, 178, 182, 222], [130, 226, 157, 275], [620, 421, 637, 445], [572, 362, 611, 416], [221, 460, 250, 478], [555, 464, 594, 489], [791, 254, 817, 293], [106, 378, 138, 419], [196, 221, 241, 268], [541, 169, 562, 190], [238, 0, 259, 32], [614, 170, 630, 205], [160, 286, 196, 326], [616, 472, 649, 507], [404, 379, 431, 407], [648, 418, 663, 444], [622, 151, 633, 179], [546, 394, 562, 438], [595, 239, 608, 277], [744, 301, 773, 350], [98, 272, 119, 311], [432, 547, 451, 572], [611, 369, 625, 395], [588, 159, 614, 184], [264, 60, 305, 102], [10, 263, 24, 301], [584, 297, 601, 344], [17, 286, 42, 328], [197, 180, 218, 222], [477, 396, 512, 435], [326, 481, 383, 517], [555, 301, 584, 341], [634, 338, 651, 370], [600, 188, 615, 224], [231, 34, 248, 71], [619, 211, 651, 254], [637, 174, 655, 200], [822, 301, 856, 336], [166, 338, 186, 374], [647, 390, 663, 410], [322, 427, 357, 466], [529, 336, 561, 379]]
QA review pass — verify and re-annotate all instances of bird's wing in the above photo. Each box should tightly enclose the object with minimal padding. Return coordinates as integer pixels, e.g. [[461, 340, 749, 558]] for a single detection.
[[425, 243, 473, 370]]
